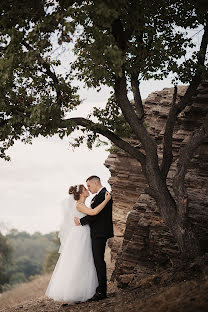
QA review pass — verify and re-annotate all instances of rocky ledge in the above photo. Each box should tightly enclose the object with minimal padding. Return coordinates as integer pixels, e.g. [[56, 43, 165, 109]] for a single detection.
[[105, 82, 208, 287]]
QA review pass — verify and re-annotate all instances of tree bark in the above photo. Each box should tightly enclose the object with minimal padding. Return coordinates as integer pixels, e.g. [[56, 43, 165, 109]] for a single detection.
[[150, 177, 201, 259], [131, 75, 144, 120]]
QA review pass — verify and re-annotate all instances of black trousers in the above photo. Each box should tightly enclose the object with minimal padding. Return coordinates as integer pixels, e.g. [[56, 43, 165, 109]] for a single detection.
[[91, 237, 107, 294]]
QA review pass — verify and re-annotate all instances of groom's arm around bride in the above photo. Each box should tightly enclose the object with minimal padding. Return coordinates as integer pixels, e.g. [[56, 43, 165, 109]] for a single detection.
[[80, 186, 113, 239], [75, 176, 113, 301]]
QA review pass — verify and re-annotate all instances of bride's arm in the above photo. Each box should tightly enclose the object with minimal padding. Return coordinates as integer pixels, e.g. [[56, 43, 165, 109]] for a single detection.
[[77, 192, 111, 216]]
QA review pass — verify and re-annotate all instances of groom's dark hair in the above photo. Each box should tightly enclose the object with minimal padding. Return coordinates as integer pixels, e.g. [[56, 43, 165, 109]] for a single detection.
[[86, 175, 100, 182]]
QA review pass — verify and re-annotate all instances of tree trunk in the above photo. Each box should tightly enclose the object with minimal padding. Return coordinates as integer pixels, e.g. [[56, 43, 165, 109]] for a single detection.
[[156, 187, 201, 260], [174, 219, 201, 259], [145, 163, 201, 260]]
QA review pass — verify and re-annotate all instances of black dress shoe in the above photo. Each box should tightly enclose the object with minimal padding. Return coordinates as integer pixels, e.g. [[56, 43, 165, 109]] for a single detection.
[[88, 292, 107, 302], [61, 301, 81, 306]]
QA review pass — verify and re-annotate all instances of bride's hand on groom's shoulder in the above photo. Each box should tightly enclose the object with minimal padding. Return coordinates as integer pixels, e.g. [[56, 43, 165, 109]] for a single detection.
[[105, 191, 111, 201]]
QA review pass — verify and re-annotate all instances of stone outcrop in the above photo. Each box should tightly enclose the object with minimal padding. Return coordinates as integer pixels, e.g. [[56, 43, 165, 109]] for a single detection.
[[105, 151, 146, 262], [105, 82, 208, 286]]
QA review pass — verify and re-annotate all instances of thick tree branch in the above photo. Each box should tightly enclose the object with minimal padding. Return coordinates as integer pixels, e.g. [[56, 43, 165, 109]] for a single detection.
[[160, 85, 178, 177], [60, 117, 147, 175], [111, 18, 133, 51], [161, 22, 208, 179], [111, 17, 158, 163], [114, 75, 158, 156], [173, 115, 208, 218], [114, 75, 169, 200], [131, 75, 144, 120]]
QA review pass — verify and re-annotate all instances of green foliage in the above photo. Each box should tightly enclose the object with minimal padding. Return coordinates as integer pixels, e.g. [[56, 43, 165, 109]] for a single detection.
[[92, 95, 133, 137], [44, 232, 60, 273], [106, 144, 123, 154], [0, 0, 207, 157], [70, 0, 207, 85], [9, 256, 42, 279], [1, 229, 60, 289], [0, 232, 12, 292], [44, 250, 59, 273], [9, 272, 27, 285], [0, 0, 80, 159], [6, 230, 58, 262]]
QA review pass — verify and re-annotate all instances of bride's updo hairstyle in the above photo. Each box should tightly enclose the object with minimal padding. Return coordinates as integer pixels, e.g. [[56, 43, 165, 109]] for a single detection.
[[68, 184, 85, 200]]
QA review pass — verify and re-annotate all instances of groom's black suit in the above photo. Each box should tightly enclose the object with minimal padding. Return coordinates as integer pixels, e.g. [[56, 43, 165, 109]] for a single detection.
[[80, 187, 113, 295]]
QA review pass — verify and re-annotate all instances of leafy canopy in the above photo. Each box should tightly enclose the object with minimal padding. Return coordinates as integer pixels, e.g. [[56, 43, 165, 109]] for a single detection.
[[0, 0, 207, 159]]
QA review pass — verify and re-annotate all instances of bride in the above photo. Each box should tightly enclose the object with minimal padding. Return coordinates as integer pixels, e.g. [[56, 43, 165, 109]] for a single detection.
[[45, 184, 111, 304]]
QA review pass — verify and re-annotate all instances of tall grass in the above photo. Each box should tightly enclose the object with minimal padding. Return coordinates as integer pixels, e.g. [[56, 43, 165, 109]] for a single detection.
[[0, 274, 51, 310]]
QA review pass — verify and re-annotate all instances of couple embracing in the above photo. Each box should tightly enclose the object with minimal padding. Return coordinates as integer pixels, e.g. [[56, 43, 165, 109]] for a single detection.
[[45, 175, 113, 304]]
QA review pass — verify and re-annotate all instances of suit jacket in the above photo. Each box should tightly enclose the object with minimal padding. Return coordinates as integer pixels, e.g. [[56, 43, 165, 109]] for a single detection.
[[80, 187, 114, 239]]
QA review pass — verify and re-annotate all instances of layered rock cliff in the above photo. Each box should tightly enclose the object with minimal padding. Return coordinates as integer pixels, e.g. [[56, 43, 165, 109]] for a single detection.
[[105, 82, 208, 286]]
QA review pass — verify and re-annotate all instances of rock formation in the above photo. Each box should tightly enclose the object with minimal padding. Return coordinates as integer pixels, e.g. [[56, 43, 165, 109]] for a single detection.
[[105, 82, 208, 287]]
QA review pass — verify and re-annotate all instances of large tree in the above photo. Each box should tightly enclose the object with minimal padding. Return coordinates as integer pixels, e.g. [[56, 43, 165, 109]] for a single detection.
[[0, 0, 208, 258]]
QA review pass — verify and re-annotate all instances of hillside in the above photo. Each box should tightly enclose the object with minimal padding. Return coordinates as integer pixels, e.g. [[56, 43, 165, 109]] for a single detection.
[[0, 274, 51, 310], [0, 258, 208, 312]]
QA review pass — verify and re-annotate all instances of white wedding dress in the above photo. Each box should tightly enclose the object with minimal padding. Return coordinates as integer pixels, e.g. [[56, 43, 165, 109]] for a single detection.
[[45, 196, 98, 303]]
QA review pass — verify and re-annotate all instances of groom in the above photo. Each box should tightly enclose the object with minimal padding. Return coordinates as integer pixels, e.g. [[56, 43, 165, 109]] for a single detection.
[[74, 175, 113, 301]]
